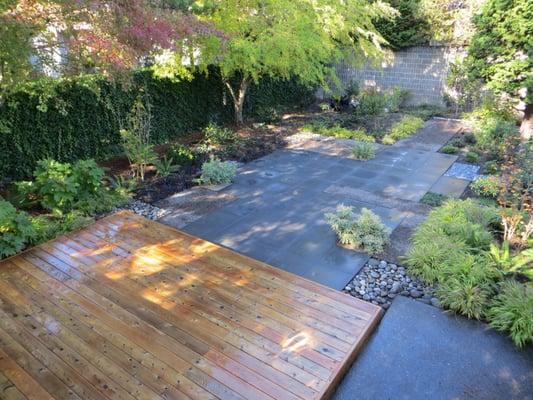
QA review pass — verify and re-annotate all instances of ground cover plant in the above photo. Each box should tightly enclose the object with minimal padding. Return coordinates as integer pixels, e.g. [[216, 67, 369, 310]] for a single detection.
[[405, 198, 532, 347], [195, 158, 238, 186], [382, 116, 424, 144], [326, 205, 390, 255], [352, 143, 377, 160]]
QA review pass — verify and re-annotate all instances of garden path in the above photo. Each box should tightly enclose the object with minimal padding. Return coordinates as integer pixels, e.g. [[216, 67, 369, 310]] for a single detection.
[[158, 118, 459, 289]]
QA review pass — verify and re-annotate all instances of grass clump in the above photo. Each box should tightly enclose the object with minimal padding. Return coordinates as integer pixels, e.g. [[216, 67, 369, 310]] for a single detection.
[[465, 151, 480, 163], [326, 205, 390, 255], [441, 144, 459, 154], [420, 192, 448, 207], [302, 122, 375, 142], [487, 281, 533, 348], [352, 142, 376, 160], [382, 116, 424, 144]]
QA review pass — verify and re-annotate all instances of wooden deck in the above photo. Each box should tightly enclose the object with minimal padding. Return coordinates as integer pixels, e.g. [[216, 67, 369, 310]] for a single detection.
[[0, 211, 382, 400]]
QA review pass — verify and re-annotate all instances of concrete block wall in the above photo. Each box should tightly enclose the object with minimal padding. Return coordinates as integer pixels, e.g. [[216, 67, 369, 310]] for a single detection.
[[333, 46, 462, 106]]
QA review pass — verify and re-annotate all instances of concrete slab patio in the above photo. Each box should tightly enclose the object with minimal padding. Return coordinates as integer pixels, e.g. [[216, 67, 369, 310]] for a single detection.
[[159, 119, 458, 290], [333, 296, 533, 400]]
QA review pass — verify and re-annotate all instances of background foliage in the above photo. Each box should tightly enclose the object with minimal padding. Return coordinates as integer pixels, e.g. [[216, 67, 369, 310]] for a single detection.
[[0, 68, 314, 179]]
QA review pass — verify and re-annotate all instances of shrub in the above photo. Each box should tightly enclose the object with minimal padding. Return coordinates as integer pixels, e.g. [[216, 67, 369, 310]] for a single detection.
[[385, 87, 410, 112], [471, 176, 499, 198], [16, 159, 129, 215], [325, 206, 390, 255], [0, 200, 36, 258], [196, 158, 237, 185], [204, 123, 236, 146], [448, 138, 465, 148], [436, 259, 499, 320], [155, 157, 179, 178], [30, 212, 93, 245], [168, 143, 195, 166], [465, 151, 480, 163], [381, 134, 396, 145], [484, 160, 499, 174], [487, 281, 533, 348], [465, 151, 479, 164], [302, 123, 375, 142], [441, 145, 458, 154], [121, 97, 158, 181], [352, 142, 376, 160], [385, 116, 424, 143], [354, 90, 387, 117], [405, 199, 498, 282], [420, 192, 448, 207], [403, 104, 446, 120], [0, 69, 314, 180]]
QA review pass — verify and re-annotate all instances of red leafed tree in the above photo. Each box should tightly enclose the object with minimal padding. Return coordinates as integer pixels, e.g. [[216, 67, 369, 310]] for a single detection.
[[0, 0, 211, 91]]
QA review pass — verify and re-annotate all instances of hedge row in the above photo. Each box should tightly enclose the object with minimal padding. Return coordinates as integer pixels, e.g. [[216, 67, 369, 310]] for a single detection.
[[0, 68, 314, 179]]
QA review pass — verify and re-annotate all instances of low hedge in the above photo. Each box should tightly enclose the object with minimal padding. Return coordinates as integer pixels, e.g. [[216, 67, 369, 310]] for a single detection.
[[0, 68, 314, 180]]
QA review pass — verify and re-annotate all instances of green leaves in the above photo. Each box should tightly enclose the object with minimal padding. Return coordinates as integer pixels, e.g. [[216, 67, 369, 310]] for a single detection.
[[0, 200, 35, 258]]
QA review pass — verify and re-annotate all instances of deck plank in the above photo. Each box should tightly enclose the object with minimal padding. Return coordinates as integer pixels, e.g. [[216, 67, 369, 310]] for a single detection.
[[0, 211, 382, 399]]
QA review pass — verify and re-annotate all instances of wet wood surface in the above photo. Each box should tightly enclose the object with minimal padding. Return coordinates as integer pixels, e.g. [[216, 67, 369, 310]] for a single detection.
[[0, 211, 381, 399]]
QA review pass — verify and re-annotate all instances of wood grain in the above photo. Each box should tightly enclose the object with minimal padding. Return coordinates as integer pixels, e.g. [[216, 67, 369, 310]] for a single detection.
[[0, 211, 382, 399]]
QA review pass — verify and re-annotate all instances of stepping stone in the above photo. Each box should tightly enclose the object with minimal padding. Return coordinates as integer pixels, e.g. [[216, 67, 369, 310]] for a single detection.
[[444, 162, 480, 181], [430, 176, 470, 198]]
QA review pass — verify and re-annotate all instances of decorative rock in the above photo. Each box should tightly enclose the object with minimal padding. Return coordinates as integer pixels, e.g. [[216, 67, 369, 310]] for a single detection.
[[430, 297, 441, 308], [390, 282, 402, 294], [368, 258, 380, 267], [343, 258, 436, 313]]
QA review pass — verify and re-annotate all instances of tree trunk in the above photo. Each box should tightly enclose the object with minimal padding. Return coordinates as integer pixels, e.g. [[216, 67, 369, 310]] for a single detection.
[[520, 103, 532, 141], [224, 77, 249, 125]]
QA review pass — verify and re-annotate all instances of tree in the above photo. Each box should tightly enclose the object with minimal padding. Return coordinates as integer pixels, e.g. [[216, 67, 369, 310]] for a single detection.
[[0, 0, 210, 96], [373, 0, 430, 49], [465, 0, 533, 140], [187, 0, 394, 124]]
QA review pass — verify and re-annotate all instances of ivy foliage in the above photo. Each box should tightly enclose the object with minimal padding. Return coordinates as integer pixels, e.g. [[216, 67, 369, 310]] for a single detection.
[[0, 68, 314, 179]]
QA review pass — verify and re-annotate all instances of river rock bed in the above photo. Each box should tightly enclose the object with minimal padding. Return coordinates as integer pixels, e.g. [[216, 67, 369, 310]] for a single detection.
[[344, 258, 440, 310]]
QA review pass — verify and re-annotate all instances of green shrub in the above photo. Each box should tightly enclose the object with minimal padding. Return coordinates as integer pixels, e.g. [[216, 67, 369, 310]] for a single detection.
[[168, 143, 195, 166], [441, 145, 459, 154], [0, 70, 314, 179], [352, 142, 377, 160], [448, 138, 465, 148], [381, 134, 396, 145], [436, 259, 499, 320], [204, 123, 236, 146], [302, 123, 375, 142], [487, 281, 533, 348], [155, 156, 179, 178], [484, 160, 499, 174], [325, 205, 390, 255], [405, 199, 498, 282], [0, 200, 36, 258], [384, 116, 424, 143], [196, 158, 237, 185], [465, 151, 480, 163], [30, 212, 93, 245], [354, 90, 387, 117], [406, 235, 470, 283], [403, 104, 446, 120], [16, 159, 129, 215], [471, 176, 499, 198], [385, 87, 410, 112], [420, 192, 448, 207]]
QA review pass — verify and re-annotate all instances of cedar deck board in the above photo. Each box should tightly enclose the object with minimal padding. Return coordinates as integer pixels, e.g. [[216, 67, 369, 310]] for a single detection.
[[0, 211, 381, 400]]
